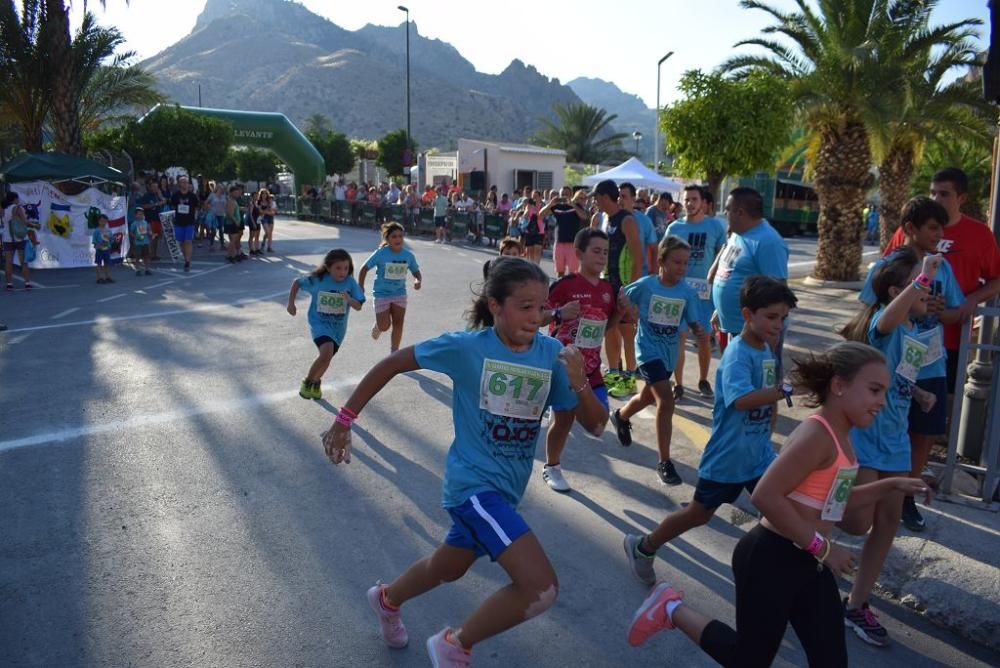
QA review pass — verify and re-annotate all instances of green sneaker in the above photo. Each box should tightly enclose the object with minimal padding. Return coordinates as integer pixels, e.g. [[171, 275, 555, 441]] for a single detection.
[[312, 380, 323, 400], [299, 380, 313, 399], [603, 370, 622, 387], [608, 377, 631, 398], [622, 375, 638, 396]]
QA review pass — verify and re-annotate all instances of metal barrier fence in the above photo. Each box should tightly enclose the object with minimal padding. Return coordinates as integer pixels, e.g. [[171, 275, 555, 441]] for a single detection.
[[275, 196, 509, 245], [941, 298, 1000, 509]]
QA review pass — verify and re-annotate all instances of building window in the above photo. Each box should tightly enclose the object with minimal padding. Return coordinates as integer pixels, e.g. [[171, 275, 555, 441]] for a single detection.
[[537, 171, 553, 190]]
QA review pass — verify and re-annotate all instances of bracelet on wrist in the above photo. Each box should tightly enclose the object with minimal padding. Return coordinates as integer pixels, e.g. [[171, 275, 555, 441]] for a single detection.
[[914, 272, 932, 288], [817, 539, 833, 563], [571, 380, 589, 393], [911, 279, 929, 292], [803, 531, 825, 556]]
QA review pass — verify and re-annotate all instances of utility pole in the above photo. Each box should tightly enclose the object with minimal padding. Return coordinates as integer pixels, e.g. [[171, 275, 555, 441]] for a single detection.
[[653, 52, 673, 174]]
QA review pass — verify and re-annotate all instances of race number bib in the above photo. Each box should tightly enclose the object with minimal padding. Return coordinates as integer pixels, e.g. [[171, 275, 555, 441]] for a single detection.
[[686, 277, 710, 300], [920, 328, 943, 366], [384, 262, 408, 281], [648, 295, 684, 327], [480, 359, 552, 420], [177, 204, 190, 215], [762, 359, 777, 387], [574, 317, 606, 350], [317, 291, 346, 315], [896, 336, 928, 383], [821, 466, 859, 521]]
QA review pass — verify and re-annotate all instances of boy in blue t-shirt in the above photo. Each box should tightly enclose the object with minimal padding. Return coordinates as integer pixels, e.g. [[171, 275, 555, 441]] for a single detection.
[[92, 214, 115, 284], [622, 276, 798, 586], [129, 207, 153, 276], [858, 197, 962, 532]]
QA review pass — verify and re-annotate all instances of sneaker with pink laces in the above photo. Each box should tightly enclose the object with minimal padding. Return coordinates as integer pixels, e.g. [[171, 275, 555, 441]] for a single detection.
[[426, 627, 472, 667], [627, 581, 684, 647], [366, 583, 408, 648]]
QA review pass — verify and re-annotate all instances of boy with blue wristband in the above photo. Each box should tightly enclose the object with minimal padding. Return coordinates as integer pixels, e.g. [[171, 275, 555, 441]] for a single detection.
[[622, 276, 797, 586]]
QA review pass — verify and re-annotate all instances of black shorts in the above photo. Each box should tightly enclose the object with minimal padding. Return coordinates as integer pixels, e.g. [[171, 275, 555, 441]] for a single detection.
[[313, 336, 340, 352], [434, 216, 447, 228], [637, 359, 672, 385], [909, 376, 948, 435], [224, 222, 242, 235], [693, 476, 760, 510], [523, 232, 544, 247]]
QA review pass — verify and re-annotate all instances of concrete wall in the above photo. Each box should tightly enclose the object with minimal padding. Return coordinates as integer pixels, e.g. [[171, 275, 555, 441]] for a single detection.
[[457, 139, 565, 195]]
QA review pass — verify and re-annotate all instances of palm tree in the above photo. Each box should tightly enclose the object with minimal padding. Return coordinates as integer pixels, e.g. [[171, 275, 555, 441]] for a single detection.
[[304, 113, 331, 136], [532, 103, 629, 164], [872, 26, 990, 247], [0, 1, 47, 151], [723, 0, 974, 281], [79, 52, 164, 133]]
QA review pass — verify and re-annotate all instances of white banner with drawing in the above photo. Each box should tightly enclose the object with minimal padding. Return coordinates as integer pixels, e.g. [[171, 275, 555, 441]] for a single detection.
[[8, 181, 129, 269]]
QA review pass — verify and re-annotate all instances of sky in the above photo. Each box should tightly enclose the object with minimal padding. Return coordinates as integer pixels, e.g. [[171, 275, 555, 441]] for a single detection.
[[63, 0, 994, 108]]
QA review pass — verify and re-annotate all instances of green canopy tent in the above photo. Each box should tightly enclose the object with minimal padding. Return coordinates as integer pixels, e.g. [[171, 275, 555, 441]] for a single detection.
[[0, 151, 129, 186]]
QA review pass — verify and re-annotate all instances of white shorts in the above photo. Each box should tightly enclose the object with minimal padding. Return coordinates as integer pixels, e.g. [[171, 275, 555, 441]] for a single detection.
[[374, 295, 408, 314]]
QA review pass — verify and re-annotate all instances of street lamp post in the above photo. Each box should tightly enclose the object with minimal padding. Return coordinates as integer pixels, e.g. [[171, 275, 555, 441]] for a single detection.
[[398, 6, 411, 181], [653, 51, 673, 174], [633, 131, 643, 158]]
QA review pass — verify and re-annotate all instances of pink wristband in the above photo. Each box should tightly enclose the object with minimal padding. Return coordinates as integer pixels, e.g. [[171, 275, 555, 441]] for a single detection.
[[804, 532, 825, 556], [335, 408, 356, 429], [914, 273, 931, 288], [340, 406, 358, 419]]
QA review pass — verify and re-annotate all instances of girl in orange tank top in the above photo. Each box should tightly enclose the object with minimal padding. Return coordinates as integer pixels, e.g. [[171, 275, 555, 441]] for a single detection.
[[625, 342, 930, 667]]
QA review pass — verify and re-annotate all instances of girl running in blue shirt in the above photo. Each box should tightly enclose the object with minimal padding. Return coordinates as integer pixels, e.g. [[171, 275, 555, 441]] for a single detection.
[[286, 249, 365, 400], [358, 223, 422, 352], [838, 247, 942, 646], [322, 257, 607, 666]]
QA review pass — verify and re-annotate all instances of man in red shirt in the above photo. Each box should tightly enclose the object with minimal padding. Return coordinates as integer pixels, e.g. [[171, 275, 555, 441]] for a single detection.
[[883, 167, 1000, 393]]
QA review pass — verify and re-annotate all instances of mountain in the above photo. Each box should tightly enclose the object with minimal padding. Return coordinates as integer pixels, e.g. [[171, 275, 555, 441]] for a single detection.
[[142, 0, 582, 150], [567, 77, 657, 163]]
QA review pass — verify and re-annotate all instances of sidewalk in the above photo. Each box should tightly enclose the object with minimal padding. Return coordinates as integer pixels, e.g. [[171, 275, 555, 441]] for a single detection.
[[642, 279, 1000, 653]]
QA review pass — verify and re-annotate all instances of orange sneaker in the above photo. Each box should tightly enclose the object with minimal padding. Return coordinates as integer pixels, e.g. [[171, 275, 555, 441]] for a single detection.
[[627, 581, 684, 647]]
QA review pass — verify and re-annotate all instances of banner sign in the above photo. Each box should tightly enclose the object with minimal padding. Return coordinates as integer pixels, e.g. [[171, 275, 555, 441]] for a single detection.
[[9, 181, 128, 269], [159, 211, 183, 262]]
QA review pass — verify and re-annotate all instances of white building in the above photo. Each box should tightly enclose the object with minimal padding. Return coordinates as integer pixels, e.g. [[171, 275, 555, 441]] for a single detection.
[[457, 139, 566, 195]]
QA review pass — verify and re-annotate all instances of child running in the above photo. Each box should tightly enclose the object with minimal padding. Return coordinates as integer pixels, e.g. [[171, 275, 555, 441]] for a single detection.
[[858, 197, 962, 533], [286, 249, 365, 400], [626, 342, 930, 666], [609, 236, 705, 486], [321, 257, 607, 667], [483, 237, 524, 280], [358, 222, 422, 353], [839, 247, 942, 646], [622, 276, 797, 584], [540, 227, 617, 492]]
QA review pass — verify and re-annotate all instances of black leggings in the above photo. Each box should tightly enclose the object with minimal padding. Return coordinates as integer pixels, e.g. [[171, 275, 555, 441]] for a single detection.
[[698, 524, 847, 667]]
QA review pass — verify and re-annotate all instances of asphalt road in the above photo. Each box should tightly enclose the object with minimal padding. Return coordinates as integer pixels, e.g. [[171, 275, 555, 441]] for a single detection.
[[1, 218, 994, 667]]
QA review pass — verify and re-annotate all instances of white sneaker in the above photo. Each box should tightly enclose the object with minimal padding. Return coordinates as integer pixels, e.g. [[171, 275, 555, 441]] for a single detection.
[[542, 464, 571, 493]]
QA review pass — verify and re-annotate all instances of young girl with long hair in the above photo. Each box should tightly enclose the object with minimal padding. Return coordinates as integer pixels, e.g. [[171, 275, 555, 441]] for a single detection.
[[837, 246, 943, 645], [224, 185, 246, 263], [286, 249, 365, 400], [259, 188, 276, 252], [246, 189, 263, 255], [358, 222, 422, 353], [626, 341, 929, 666], [322, 257, 607, 666]]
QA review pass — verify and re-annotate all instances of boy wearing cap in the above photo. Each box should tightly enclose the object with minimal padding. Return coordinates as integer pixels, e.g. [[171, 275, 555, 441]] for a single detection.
[[130, 207, 153, 276]]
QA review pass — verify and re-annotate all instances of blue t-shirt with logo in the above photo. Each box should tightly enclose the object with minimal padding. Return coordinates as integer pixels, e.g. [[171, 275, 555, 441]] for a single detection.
[[363, 245, 420, 298], [632, 210, 659, 274], [415, 328, 577, 508], [666, 216, 728, 281], [712, 221, 789, 334], [623, 275, 701, 370], [849, 307, 920, 470], [698, 335, 777, 483], [130, 220, 151, 246], [92, 227, 112, 251], [645, 205, 668, 237], [858, 253, 962, 380], [296, 273, 365, 345]]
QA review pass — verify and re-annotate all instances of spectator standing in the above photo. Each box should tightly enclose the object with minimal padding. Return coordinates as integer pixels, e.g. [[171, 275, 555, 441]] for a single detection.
[[541, 186, 589, 277], [647, 192, 673, 238], [2, 192, 39, 290], [433, 187, 449, 244]]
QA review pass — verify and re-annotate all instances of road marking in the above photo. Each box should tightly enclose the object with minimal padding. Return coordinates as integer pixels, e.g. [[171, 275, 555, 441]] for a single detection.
[[50, 307, 80, 320], [97, 293, 128, 303], [11, 275, 46, 288], [0, 379, 361, 453], [634, 406, 711, 450], [3, 290, 288, 334], [144, 280, 176, 290]]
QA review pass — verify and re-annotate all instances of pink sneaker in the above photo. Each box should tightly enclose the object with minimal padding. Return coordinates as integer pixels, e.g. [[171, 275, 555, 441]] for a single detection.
[[426, 627, 472, 667], [366, 583, 408, 648], [627, 581, 684, 647]]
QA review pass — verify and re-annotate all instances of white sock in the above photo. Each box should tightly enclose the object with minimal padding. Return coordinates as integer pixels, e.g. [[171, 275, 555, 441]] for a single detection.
[[665, 599, 682, 623]]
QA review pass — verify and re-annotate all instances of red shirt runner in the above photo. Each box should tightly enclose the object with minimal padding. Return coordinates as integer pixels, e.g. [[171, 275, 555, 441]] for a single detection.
[[546, 274, 616, 387]]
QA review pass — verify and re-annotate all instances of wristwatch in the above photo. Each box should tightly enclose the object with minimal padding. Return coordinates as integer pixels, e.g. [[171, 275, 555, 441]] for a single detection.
[[781, 382, 794, 407]]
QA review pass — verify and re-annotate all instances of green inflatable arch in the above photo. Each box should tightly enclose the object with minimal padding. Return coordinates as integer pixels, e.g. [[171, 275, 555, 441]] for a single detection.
[[154, 105, 325, 186]]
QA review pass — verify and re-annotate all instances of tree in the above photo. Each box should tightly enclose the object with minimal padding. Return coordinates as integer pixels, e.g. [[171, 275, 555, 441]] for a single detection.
[[235, 147, 278, 182], [724, 0, 979, 282], [304, 113, 331, 136], [869, 7, 988, 248], [0, 0, 47, 151], [79, 53, 164, 133], [660, 69, 793, 199], [376, 128, 415, 178], [123, 105, 233, 175], [911, 136, 992, 221], [351, 138, 378, 161], [532, 103, 628, 164], [307, 129, 355, 176]]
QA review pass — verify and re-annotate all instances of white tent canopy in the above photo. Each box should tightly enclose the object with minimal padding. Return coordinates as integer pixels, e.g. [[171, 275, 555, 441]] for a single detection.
[[581, 157, 684, 195]]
